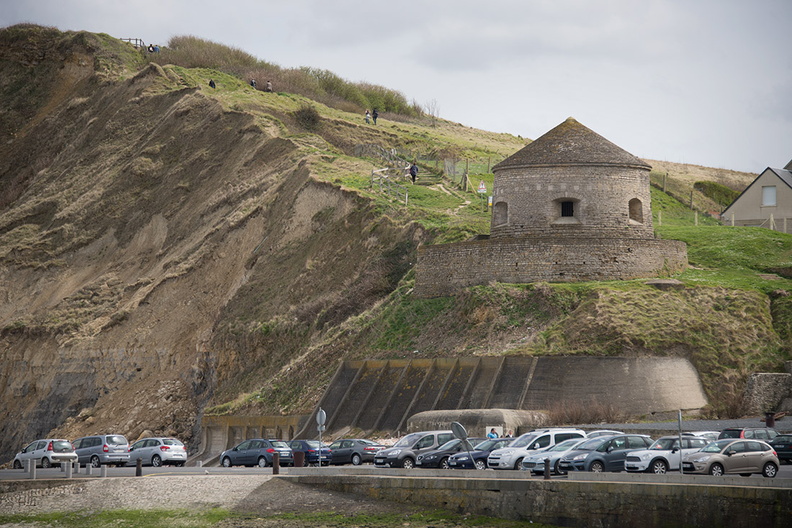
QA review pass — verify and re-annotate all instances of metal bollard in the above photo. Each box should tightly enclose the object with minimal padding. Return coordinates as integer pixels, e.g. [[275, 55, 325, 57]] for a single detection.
[[29, 460, 36, 480], [197, 460, 203, 468], [60, 462, 66, 472], [86, 463, 93, 476], [544, 458, 551, 480], [66, 462, 73, 479], [273, 453, 280, 475], [136, 458, 143, 477], [74, 462, 80, 474], [294, 451, 305, 468], [100, 465, 108, 478]]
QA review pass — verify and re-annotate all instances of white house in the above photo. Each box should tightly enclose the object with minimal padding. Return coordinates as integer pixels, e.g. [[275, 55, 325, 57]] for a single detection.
[[721, 160, 792, 233]]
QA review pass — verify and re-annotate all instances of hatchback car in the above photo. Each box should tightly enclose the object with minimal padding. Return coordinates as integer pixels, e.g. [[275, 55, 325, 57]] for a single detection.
[[625, 435, 710, 474], [220, 438, 293, 467], [73, 434, 129, 467], [769, 434, 792, 464], [128, 437, 188, 467], [289, 439, 332, 466], [521, 438, 588, 475], [329, 438, 385, 465], [374, 430, 455, 469], [718, 427, 777, 441], [560, 434, 652, 472], [681, 438, 779, 477], [488, 428, 587, 470], [416, 438, 483, 469], [448, 437, 512, 469], [12, 439, 78, 469]]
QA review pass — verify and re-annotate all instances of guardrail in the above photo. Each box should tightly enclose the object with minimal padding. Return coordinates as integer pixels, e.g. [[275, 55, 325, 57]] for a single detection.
[[371, 168, 409, 205]]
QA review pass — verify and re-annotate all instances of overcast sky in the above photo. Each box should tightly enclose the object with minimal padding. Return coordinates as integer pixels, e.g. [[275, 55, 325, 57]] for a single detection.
[[2, 0, 790, 173]]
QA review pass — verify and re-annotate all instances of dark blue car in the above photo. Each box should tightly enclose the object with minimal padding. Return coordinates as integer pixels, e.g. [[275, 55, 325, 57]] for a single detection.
[[220, 439, 294, 468], [448, 438, 513, 469], [289, 439, 332, 466]]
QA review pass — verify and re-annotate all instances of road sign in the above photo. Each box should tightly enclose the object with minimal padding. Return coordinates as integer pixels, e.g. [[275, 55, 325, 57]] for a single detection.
[[477, 181, 487, 194], [451, 421, 468, 440], [317, 408, 326, 426]]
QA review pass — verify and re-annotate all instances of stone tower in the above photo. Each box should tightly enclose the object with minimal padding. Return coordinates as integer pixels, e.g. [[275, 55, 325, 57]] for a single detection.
[[491, 117, 654, 240], [414, 117, 688, 297]]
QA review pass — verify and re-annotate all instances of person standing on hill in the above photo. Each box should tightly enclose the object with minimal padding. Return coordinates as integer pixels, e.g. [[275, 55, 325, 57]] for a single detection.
[[409, 162, 418, 184], [265, 80, 273, 92], [487, 428, 498, 439], [365, 110, 371, 124], [209, 79, 216, 89], [372, 108, 378, 124], [250, 79, 257, 89]]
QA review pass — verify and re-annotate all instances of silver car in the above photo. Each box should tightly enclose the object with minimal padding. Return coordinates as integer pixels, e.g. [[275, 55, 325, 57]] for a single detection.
[[73, 434, 130, 467], [625, 435, 710, 473], [128, 437, 187, 467], [12, 439, 78, 469]]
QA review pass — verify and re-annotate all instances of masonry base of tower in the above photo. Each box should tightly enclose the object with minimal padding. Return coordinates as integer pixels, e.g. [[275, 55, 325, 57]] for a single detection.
[[414, 237, 688, 298]]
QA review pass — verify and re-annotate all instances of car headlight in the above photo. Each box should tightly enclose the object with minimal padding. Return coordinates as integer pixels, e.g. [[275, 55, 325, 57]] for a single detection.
[[572, 453, 588, 461], [640, 453, 652, 460], [692, 455, 710, 463], [425, 455, 436, 460], [457, 456, 469, 461], [389, 450, 401, 457]]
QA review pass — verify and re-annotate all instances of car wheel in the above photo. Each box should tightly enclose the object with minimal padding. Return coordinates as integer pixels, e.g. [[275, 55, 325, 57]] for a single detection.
[[475, 459, 487, 470], [351, 453, 362, 466], [762, 462, 778, 478], [258, 456, 269, 468], [151, 455, 162, 467], [589, 461, 605, 473], [222, 457, 232, 468], [514, 458, 524, 470], [41, 457, 51, 469], [554, 460, 566, 475], [90, 455, 101, 468], [401, 457, 415, 469], [13, 460, 22, 469], [650, 459, 668, 474], [709, 463, 724, 476], [440, 457, 450, 470]]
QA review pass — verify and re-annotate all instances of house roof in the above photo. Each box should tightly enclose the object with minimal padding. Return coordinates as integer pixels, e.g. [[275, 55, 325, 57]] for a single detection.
[[784, 159, 792, 171], [722, 166, 792, 215], [493, 117, 651, 171]]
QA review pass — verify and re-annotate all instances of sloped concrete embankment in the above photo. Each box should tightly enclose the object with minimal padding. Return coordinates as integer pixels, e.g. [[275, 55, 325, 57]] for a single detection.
[[297, 356, 707, 437]]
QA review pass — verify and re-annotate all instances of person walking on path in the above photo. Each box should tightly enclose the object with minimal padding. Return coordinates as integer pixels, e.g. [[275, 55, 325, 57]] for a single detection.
[[209, 79, 216, 89], [265, 80, 273, 92], [409, 162, 418, 184], [372, 108, 378, 124], [365, 110, 371, 124], [250, 79, 257, 89]]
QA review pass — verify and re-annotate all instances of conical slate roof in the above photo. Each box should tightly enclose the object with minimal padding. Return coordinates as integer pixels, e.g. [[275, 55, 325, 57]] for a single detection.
[[494, 117, 651, 171]]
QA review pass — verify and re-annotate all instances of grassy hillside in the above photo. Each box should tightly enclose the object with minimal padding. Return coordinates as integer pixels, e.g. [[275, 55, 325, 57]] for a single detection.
[[0, 25, 785, 462]]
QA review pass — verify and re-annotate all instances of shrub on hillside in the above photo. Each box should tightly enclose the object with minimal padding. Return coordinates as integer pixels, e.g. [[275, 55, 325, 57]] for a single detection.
[[293, 104, 321, 130], [694, 181, 740, 208]]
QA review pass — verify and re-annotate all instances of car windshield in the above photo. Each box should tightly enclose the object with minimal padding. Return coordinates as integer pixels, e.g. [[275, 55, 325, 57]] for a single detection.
[[359, 439, 380, 446], [547, 439, 583, 452], [107, 435, 127, 445], [305, 440, 323, 448], [393, 433, 423, 447], [577, 437, 607, 451], [510, 434, 538, 448], [772, 435, 792, 442], [473, 439, 501, 450], [650, 438, 678, 450], [271, 441, 290, 449], [438, 439, 461, 450], [162, 438, 183, 446], [718, 430, 740, 439], [701, 439, 733, 453]]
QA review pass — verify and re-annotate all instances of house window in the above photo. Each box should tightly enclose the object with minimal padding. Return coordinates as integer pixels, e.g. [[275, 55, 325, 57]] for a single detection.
[[561, 201, 574, 217], [493, 201, 508, 226], [553, 198, 580, 225], [762, 186, 777, 206], [629, 198, 643, 224]]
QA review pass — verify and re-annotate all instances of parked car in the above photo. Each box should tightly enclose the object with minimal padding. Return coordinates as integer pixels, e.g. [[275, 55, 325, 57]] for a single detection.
[[374, 430, 455, 469], [128, 437, 188, 467], [488, 428, 587, 470], [681, 438, 779, 477], [559, 434, 653, 472], [220, 438, 294, 467], [73, 434, 129, 467], [521, 438, 589, 475], [718, 427, 777, 441], [769, 434, 792, 464], [289, 439, 332, 466], [416, 438, 484, 469], [682, 431, 720, 442], [586, 430, 624, 438], [329, 438, 385, 465], [12, 439, 77, 469], [448, 438, 513, 469], [624, 435, 710, 474]]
